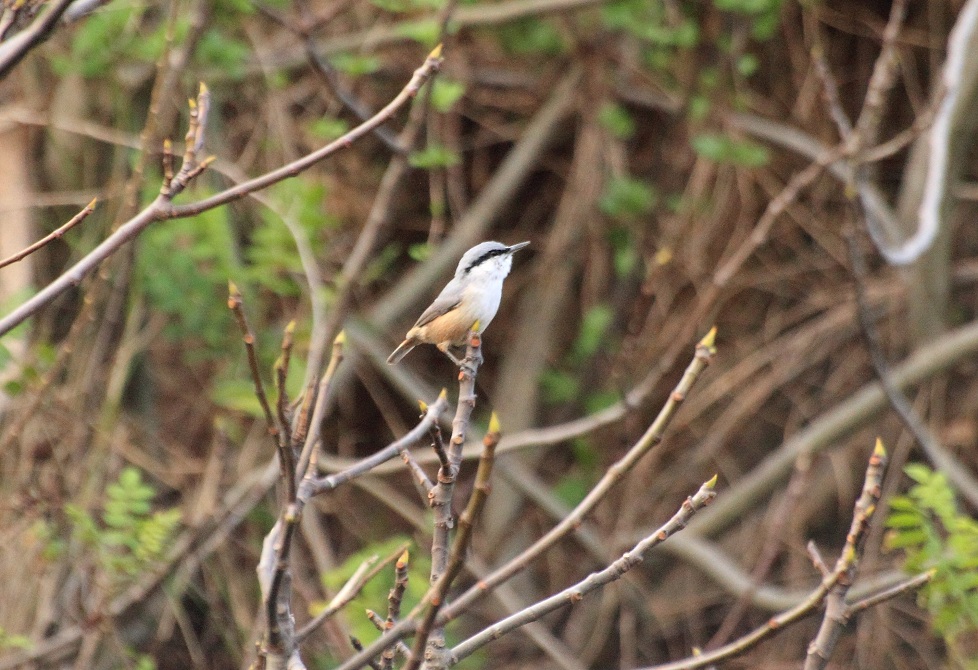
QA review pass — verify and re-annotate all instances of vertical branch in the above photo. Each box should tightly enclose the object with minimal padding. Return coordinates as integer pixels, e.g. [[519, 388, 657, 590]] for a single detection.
[[228, 282, 290, 496], [406, 412, 500, 670], [382, 550, 411, 670], [416, 325, 483, 668], [803, 439, 889, 670]]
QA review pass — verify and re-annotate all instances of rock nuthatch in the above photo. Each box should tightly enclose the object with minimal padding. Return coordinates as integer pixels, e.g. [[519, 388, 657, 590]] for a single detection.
[[387, 240, 530, 365]]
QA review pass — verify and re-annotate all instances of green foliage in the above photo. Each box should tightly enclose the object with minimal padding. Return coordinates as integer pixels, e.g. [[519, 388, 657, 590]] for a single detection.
[[330, 53, 381, 77], [692, 133, 770, 167], [308, 117, 351, 142], [541, 369, 579, 404], [608, 226, 640, 278], [318, 537, 431, 656], [599, 103, 636, 140], [408, 242, 432, 262], [246, 178, 335, 297], [370, 0, 443, 12], [431, 79, 466, 113], [395, 19, 441, 47], [54, 467, 181, 592], [600, 176, 657, 220], [196, 28, 252, 81], [496, 18, 565, 55], [0, 628, 31, 651], [553, 472, 591, 507], [886, 464, 978, 641], [136, 204, 240, 360], [571, 305, 615, 363], [409, 144, 461, 169], [713, 0, 783, 39]]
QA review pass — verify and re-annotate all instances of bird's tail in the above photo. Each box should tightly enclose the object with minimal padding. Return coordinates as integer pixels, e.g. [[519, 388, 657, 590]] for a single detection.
[[387, 339, 417, 365]]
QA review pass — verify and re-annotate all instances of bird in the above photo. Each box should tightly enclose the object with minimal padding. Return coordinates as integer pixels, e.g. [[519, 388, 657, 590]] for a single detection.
[[387, 240, 530, 365]]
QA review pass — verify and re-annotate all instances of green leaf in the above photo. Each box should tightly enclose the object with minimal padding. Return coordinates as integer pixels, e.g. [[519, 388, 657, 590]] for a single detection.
[[431, 79, 466, 113], [409, 144, 461, 169], [408, 243, 432, 262], [885, 528, 928, 550], [572, 305, 615, 361], [600, 177, 657, 219], [308, 117, 350, 142], [395, 19, 440, 46], [553, 472, 591, 507], [211, 378, 266, 418], [598, 103, 636, 140], [691, 133, 769, 167], [541, 369, 579, 404], [497, 18, 564, 55], [330, 53, 381, 77]]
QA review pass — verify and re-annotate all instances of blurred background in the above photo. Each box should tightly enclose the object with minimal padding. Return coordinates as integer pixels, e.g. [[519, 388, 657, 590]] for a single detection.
[[1, 0, 977, 667]]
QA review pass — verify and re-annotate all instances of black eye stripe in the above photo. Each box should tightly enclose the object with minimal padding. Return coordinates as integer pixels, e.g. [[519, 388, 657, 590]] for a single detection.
[[464, 248, 507, 273]]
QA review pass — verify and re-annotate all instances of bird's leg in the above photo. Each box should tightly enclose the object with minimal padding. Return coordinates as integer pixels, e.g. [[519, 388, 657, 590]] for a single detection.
[[436, 342, 464, 366]]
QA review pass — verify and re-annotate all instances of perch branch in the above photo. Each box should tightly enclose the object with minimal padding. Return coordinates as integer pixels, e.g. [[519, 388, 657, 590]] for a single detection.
[[440, 328, 716, 623], [406, 411, 499, 670]]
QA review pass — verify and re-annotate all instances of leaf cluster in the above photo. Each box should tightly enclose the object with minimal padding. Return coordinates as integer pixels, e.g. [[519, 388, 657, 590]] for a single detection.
[[43, 467, 181, 593], [886, 464, 978, 639]]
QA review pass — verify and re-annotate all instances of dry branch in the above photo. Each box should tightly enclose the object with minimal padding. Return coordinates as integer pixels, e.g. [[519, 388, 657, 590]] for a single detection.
[[643, 439, 890, 670], [440, 327, 717, 623], [0, 198, 96, 270], [449, 476, 718, 664], [0, 47, 444, 338]]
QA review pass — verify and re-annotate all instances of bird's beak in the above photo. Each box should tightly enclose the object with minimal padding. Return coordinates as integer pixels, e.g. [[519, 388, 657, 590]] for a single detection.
[[508, 241, 530, 253]]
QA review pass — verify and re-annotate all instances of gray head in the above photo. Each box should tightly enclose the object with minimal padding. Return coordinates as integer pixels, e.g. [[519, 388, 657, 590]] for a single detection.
[[454, 241, 530, 280]]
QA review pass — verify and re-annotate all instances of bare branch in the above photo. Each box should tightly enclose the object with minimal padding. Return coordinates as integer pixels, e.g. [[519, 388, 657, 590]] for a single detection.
[[0, 198, 96, 270], [0, 48, 443, 338], [406, 410, 500, 670], [0, 0, 75, 80], [449, 477, 718, 665], [641, 441, 888, 670]]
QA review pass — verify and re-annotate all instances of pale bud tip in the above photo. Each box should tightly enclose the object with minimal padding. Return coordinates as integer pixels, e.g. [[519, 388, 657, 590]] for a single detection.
[[334, 330, 346, 345], [488, 412, 501, 435], [429, 43, 443, 59], [705, 474, 718, 489], [699, 326, 717, 349]]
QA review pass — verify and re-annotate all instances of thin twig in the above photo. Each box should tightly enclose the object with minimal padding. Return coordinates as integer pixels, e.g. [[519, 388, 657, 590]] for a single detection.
[[0, 48, 443, 338], [296, 543, 411, 642], [0, 0, 75, 80], [294, 331, 346, 476], [299, 392, 450, 499], [642, 440, 888, 670], [440, 328, 717, 623], [382, 550, 411, 670], [0, 198, 96, 270], [228, 282, 295, 502], [449, 477, 718, 664], [406, 411, 500, 670], [803, 440, 890, 670], [847, 231, 978, 507]]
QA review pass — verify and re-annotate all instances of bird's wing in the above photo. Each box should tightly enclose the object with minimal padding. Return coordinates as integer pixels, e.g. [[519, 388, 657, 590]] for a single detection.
[[414, 294, 461, 328], [413, 282, 462, 328]]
